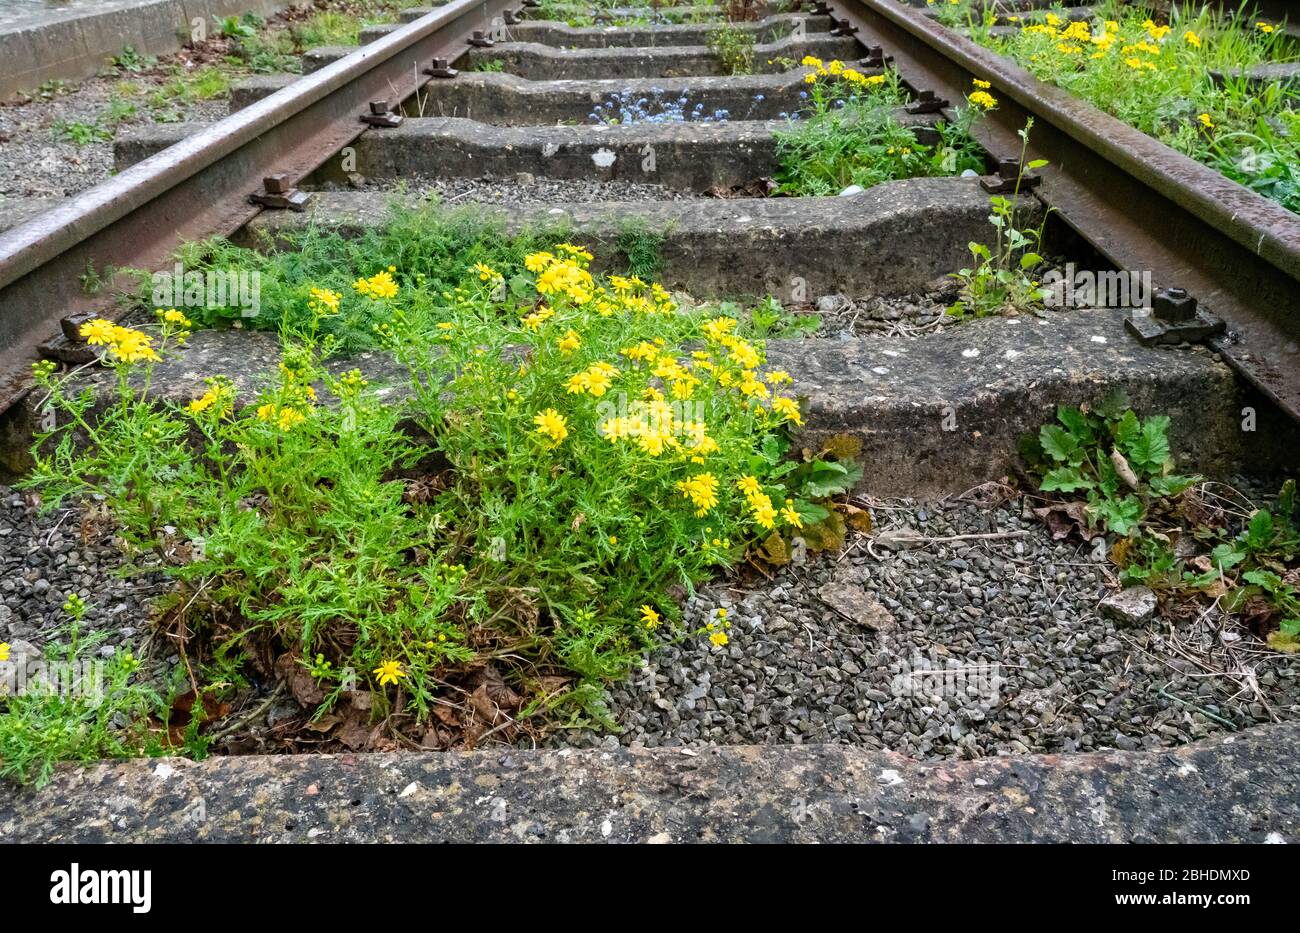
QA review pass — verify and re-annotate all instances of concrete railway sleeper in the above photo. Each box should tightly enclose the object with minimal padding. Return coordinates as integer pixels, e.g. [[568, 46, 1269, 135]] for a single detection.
[[0, 0, 1297, 845]]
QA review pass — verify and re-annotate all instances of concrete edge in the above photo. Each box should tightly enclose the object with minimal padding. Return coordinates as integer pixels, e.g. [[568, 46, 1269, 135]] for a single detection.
[[2, 723, 1297, 842]]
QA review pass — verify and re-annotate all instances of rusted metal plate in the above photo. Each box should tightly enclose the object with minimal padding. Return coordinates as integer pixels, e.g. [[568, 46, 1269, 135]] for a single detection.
[[835, 0, 1300, 421], [0, 0, 517, 412]]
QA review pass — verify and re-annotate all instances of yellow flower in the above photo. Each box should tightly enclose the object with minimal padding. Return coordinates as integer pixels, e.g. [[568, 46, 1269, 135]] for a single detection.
[[185, 388, 221, 415], [640, 605, 661, 630], [161, 308, 191, 326], [557, 329, 581, 354], [770, 396, 803, 425], [0, 642, 9, 662], [803, 72, 818, 84], [781, 504, 803, 528], [736, 475, 762, 498], [565, 363, 617, 397], [709, 631, 729, 647], [533, 408, 569, 446], [277, 407, 305, 431], [675, 472, 720, 516], [524, 251, 556, 273], [749, 492, 777, 529], [473, 261, 500, 282], [972, 79, 991, 89], [1183, 30, 1202, 49], [373, 659, 405, 687], [353, 270, 398, 299], [800, 55, 823, 68], [1198, 112, 1214, 129], [521, 306, 555, 331], [79, 318, 117, 345], [256, 403, 276, 422], [308, 287, 340, 314], [1257, 23, 1275, 34], [967, 90, 998, 110]]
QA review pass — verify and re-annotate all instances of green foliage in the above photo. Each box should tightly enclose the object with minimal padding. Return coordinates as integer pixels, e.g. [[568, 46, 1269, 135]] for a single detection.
[[747, 296, 820, 339], [615, 217, 667, 279], [982, 0, 1300, 213], [1024, 402, 1197, 537], [1024, 398, 1299, 650], [215, 13, 261, 40], [775, 65, 986, 196], [51, 119, 112, 146], [24, 222, 863, 759], [948, 120, 1051, 319], [159, 204, 578, 349], [0, 599, 163, 788], [111, 46, 155, 72], [707, 23, 755, 75]]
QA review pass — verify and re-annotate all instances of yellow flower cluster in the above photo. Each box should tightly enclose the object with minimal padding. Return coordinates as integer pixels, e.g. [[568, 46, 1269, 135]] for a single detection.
[[80, 318, 161, 364], [800, 56, 886, 88], [185, 378, 234, 418], [527, 250, 595, 305], [736, 474, 778, 530], [675, 471, 720, 517], [308, 287, 340, 315], [352, 268, 399, 299], [533, 407, 569, 446], [565, 361, 619, 397]]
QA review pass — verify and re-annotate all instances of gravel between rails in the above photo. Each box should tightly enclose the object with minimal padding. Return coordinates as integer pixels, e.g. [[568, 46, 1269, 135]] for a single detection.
[[552, 498, 1300, 757], [315, 174, 707, 203], [0, 80, 228, 200], [0, 485, 166, 662], [6, 483, 1297, 761]]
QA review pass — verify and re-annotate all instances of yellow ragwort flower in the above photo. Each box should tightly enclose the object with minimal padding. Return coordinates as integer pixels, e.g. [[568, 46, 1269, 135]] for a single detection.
[[373, 659, 405, 687], [533, 408, 569, 446]]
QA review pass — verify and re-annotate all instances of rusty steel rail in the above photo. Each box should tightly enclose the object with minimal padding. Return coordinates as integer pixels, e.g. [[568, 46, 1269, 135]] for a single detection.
[[0, 0, 518, 412], [834, 0, 1300, 420]]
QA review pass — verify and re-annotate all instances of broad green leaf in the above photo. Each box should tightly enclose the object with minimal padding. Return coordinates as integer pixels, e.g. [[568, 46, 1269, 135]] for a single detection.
[[1038, 424, 1078, 463], [1040, 467, 1092, 493]]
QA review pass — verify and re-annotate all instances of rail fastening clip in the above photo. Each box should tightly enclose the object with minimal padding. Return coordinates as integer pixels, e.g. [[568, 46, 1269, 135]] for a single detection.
[[249, 173, 313, 212], [1124, 287, 1225, 347]]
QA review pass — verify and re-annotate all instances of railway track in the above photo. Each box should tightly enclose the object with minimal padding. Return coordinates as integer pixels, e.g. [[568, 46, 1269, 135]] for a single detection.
[[0, 0, 1298, 842]]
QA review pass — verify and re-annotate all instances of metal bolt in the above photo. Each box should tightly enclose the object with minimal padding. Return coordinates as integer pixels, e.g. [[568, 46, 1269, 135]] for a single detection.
[[830, 18, 858, 37], [1152, 287, 1197, 323], [981, 158, 1042, 193], [251, 174, 313, 211], [905, 88, 950, 114], [425, 57, 458, 78], [469, 30, 495, 47], [503, 10, 520, 24], [60, 311, 98, 344], [361, 99, 403, 127]]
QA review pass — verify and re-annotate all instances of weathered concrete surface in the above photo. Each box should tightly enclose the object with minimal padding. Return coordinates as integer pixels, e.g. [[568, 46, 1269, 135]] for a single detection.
[[7, 299, 1288, 491], [233, 69, 837, 123], [2, 725, 1297, 842], [316, 118, 782, 190], [240, 179, 1026, 299], [467, 34, 862, 80], [360, 13, 827, 49], [0, 0, 290, 98], [765, 309, 1289, 492], [298, 114, 930, 189]]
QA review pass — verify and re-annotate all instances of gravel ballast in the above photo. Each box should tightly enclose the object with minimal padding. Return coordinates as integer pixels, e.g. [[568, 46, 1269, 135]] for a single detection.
[[4, 482, 1297, 761], [317, 173, 706, 203], [556, 498, 1300, 757]]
